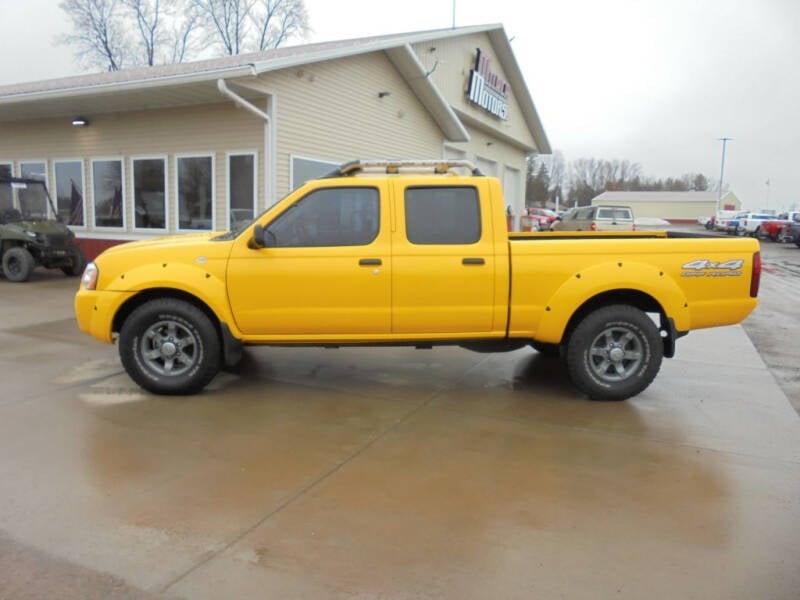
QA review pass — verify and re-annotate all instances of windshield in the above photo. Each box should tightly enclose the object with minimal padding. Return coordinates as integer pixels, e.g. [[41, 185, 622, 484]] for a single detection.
[[0, 180, 52, 221]]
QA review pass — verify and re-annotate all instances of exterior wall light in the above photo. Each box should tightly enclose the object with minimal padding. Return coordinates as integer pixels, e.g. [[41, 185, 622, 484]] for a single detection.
[[72, 117, 89, 127]]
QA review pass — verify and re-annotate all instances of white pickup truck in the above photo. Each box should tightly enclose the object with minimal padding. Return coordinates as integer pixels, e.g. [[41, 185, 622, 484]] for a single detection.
[[727, 212, 775, 237]]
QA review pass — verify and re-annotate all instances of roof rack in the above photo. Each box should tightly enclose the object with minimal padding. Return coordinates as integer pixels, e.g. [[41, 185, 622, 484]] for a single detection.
[[321, 160, 483, 178]]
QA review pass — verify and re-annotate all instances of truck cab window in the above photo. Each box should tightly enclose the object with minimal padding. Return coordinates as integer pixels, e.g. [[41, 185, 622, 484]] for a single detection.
[[266, 187, 379, 247], [405, 186, 480, 245]]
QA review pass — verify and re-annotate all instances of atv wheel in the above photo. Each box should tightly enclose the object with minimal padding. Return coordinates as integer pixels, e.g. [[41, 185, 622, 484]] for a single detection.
[[61, 245, 87, 276], [2, 246, 35, 282], [119, 299, 221, 395], [565, 305, 663, 401]]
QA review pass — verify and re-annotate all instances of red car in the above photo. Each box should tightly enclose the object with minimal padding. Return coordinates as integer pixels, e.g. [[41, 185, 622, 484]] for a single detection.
[[526, 207, 559, 230], [760, 212, 799, 242]]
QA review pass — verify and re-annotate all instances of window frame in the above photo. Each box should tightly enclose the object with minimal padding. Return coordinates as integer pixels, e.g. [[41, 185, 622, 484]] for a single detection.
[[130, 155, 168, 232], [226, 150, 258, 231], [52, 158, 87, 229], [175, 152, 215, 233], [90, 157, 127, 231]]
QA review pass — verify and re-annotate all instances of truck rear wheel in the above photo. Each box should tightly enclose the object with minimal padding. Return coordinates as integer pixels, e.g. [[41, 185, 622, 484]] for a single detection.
[[565, 305, 662, 401], [119, 299, 221, 395], [2, 246, 35, 282]]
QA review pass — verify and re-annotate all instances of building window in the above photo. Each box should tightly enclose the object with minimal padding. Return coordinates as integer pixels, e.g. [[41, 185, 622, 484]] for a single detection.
[[291, 156, 338, 190], [266, 187, 379, 247], [133, 158, 166, 230], [54, 161, 85, 226], [475, 156, 497, 177], [0, 164, 11, 211], [405, 187, 480, 245], [228, 153, 256, 230], [19, 161, 49, 218], [92, 159, 124, 228], [178, 155, 213, 230]]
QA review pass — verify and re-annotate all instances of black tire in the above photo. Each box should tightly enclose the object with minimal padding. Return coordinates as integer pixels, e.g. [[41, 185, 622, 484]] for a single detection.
[[119, 299, 221, 395], [565, 305, 663, 401], [61, 245, 87, 276], [531, 341, 562, 358], [2, 246, 35, 282]]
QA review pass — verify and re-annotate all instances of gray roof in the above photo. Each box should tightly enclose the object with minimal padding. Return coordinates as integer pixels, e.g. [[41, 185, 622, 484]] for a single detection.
[[593, 191, 738, 204], [0, 24, 550, 152]]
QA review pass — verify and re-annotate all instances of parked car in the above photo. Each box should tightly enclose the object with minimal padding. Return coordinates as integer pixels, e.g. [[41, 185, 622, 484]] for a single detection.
[[713, 210, 739, 232], [551, 205, 635, 232], [526, 207, 559, 230], [785, 220, 800, 247], [760, 212, 800, 242]]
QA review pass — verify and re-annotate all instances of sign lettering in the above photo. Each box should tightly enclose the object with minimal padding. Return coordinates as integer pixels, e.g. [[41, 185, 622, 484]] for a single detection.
[[467, 48, 510, 120]]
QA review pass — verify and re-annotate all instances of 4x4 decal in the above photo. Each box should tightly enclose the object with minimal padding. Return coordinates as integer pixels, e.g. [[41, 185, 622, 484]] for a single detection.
[[681, 259, 744, 278]]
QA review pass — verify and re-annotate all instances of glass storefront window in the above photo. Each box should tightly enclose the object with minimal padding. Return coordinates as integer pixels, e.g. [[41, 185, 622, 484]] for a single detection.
[[178, 156, 213, 230], [133, 158, 166, 229], [93, 159, 124, 228], [228, 153, 255, 230], [54, 161, 85, 226]]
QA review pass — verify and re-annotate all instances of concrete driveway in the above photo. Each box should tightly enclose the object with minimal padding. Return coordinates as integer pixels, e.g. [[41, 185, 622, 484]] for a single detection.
[[1, 270, 799, 599]]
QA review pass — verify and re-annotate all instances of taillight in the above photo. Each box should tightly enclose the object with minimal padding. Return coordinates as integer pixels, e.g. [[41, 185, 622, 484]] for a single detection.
[[590, 221, 597, 231], [750, 252, 761, 298]]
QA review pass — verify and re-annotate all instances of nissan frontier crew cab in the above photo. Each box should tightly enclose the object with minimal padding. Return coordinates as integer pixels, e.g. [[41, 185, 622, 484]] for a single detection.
[[74, 160, 761, 401]]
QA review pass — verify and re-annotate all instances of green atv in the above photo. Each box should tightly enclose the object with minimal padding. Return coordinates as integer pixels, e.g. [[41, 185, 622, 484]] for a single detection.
[[0, 176, 86, 282]]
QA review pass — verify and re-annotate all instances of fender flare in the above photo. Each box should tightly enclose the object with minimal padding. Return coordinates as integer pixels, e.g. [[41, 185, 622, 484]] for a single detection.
[[534, 260, 690, 344]]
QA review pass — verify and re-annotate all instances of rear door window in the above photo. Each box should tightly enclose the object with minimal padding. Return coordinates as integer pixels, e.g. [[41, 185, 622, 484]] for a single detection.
[[405, 186, 480, 245]]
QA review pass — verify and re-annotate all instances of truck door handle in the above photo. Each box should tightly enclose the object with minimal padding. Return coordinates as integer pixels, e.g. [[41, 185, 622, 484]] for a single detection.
[[462, 258, 485, 265], [359, 258, 382, 266]]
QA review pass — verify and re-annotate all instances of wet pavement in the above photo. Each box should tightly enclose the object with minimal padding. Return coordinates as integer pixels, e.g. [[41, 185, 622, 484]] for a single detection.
[[1, 267, 799, 599]]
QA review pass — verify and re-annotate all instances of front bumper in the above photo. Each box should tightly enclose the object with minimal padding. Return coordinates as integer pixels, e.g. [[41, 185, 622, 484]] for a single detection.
[[74, 288, 134, 344]]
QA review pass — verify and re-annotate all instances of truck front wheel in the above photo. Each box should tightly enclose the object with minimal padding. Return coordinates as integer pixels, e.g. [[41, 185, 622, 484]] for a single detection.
[[119, 299, 221, 395], [565, 305, 663, 401]]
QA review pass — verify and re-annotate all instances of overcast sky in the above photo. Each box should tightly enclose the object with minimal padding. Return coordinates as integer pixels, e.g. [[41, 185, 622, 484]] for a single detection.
[[1, 0, 797, 211]]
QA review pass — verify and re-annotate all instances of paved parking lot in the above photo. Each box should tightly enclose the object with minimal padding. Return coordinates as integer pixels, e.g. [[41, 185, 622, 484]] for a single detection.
[[1, 264, 799, 599]]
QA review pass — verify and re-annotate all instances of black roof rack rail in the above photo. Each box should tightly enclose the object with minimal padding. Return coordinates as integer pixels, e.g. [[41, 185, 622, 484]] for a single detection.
[[320, 160, 483, 178]]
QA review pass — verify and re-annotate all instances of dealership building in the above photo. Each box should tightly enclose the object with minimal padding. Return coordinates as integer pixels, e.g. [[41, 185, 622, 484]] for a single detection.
[[0, 24, 550, 258]]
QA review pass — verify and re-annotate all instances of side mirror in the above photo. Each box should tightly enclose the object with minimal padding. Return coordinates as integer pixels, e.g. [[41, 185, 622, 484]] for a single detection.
[[251, 224, 266, 248]]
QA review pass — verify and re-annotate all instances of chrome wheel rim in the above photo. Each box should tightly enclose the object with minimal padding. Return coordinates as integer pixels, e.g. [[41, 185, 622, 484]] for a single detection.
[[139, 319, 198, 376], [587, 325, 644, 382]]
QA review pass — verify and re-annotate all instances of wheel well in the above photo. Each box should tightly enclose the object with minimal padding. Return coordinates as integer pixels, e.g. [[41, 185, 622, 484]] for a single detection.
[[562, 289, 665, 343], [112, 288, 221, 338]]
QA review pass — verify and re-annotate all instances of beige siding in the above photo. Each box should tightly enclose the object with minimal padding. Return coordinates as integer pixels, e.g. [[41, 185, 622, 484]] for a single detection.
[[0, 103, 264, 236], [240, 52, 446, 199], [412, 33, 537, 151]]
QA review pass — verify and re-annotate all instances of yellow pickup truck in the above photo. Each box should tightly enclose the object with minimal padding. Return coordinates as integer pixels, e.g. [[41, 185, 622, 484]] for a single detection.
[[74, 160, 761, 401]]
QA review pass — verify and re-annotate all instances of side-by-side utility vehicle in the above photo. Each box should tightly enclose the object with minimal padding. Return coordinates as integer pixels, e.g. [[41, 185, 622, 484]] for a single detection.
[[1, 176, 86, 282], [74, 161, 761, 401]]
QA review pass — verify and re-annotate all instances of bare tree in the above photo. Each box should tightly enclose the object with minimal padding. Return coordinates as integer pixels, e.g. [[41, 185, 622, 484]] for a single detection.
[[253, 0, 308, 50], [60, 0, 129, 71], [123, 0, 201, 65], [192, 0, 255, 55]]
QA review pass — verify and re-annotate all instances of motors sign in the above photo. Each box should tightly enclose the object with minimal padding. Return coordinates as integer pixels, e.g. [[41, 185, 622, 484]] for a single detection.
[[467, 49, 509, 120]]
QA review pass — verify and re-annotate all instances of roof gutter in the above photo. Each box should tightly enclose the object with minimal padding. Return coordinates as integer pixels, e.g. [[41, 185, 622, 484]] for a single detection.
[[217, 78, 276, 208]]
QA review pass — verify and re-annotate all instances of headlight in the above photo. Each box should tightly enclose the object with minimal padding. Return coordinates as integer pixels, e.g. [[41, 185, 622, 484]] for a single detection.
[[82, 262, 98, 290], [25, 230, 37, 238]]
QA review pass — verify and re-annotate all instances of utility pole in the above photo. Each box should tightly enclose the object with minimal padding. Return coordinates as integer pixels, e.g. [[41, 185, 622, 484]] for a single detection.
[[717, 137, 732, 214], [452, 0, 456, 28]]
